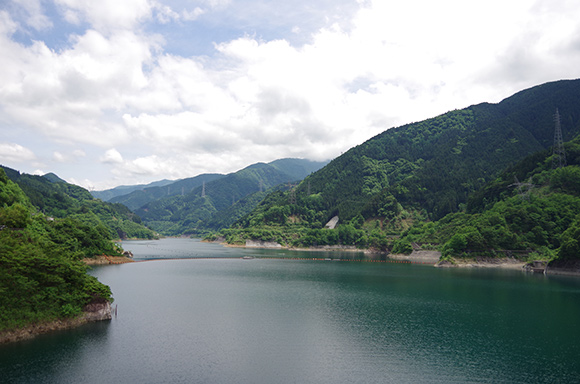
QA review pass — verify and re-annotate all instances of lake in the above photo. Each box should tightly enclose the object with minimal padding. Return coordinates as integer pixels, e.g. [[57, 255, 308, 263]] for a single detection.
[[1, 238, 579, 383]]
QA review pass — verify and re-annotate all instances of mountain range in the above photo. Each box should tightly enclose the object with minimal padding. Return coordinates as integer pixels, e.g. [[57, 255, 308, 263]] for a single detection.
[[93, 158, 328, 235], [217, 79, 580, 265]]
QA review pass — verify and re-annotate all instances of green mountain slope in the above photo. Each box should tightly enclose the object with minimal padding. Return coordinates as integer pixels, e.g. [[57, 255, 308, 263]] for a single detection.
[[109, 173, 224, 210], [222, 79, 580, 248], [91, 179, 176, 201], [0, 168, 114, 332], [1, 166, 157, 240], [135, 158, 327, 235], [396, 135, 580, 263]]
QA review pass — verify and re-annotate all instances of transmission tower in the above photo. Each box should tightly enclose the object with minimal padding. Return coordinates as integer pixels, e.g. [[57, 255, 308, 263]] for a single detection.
[[509, 176, 535, 200], [259, 179, 264, 192], [552, 108, 567, 169], [201, 181, 206, 198], [288, 183, 297, 204]]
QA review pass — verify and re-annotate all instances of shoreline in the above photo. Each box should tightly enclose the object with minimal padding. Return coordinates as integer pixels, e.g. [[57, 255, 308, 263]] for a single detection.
[[210, 240, 580, 276], [83, 255, 135, 265], [0, 317, 97, 344], [0, 301, 112, 344], [225, 240, 376, 253], [436, 258, 527, 270]]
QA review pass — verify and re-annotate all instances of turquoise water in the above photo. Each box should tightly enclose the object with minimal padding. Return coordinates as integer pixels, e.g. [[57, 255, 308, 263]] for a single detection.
[[1, 238, 579, 383]]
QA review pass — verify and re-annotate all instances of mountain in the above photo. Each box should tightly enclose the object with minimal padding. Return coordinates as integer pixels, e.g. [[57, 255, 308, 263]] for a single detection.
[[108, 173, 225, 211], [221, 79, 580, 249], [393, 134, 580, 264], [0, 168, 114, 333], [42, 172, 67, 183], [91, 179, 176, 201], [107, 158, 327, 212], [134, 158, 327, 235], [0, 165, 157, 240]]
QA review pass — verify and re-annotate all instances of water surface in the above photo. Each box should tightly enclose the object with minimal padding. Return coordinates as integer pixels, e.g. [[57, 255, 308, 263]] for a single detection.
[[1, 238, 579, 383]]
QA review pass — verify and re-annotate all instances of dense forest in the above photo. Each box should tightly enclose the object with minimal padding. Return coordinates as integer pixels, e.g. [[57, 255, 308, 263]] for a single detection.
[[115, 158, 327, 236], [211, 79, 580, 263], [394, 136, 580, 261], [1, 166, 157, 240], [0, 169, 114, 332]]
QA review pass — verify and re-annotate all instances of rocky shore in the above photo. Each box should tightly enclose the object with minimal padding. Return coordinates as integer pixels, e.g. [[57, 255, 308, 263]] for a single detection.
[[0, 300, 113, 344], [83, 255, 135, 265], [435, 257, 526, 270]]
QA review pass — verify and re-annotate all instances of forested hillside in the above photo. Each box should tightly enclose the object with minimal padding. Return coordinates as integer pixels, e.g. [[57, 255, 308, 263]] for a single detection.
[[90, 178, 176, 202], [216, 79, 580, 253], [0, 169, 114, 332], [133, 158, 326, 235], [394, 135, 580, 262], [107, 173, 224, 210], [1, 166, 157, 240]]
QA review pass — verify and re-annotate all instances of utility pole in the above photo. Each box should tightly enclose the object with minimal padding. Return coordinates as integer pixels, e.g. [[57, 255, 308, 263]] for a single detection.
[[552, 108, 567, 169]]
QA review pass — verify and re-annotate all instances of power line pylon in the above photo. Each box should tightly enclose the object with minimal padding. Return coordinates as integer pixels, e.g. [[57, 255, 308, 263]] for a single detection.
[[552, 108, 567, 169], [288, 183, 297, 204], [509, 176, 535, 200], [201, 181, 206, 198]]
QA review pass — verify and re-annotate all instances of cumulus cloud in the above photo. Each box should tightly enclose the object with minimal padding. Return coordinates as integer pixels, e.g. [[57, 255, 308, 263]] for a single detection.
[[55, 0, 152, 32], [0, 142, 36, 163], [13, 0, 52, 30], [100, 148, 123, 164], [2, 0, 580, 189]]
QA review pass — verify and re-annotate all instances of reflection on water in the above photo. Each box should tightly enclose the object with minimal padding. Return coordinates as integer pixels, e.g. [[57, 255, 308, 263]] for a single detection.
[[1, 238, 579, 383]]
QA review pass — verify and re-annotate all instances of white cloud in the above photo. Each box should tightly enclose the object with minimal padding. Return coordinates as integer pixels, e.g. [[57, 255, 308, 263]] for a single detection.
[[181, 7, 205, 21], [100, 148, 123, 164], [0, 142, 36, 163], [53, 151, 66, 162], [13, 0, 52, 30], [53, 149, 86, 163], [73, 149, 86, 158], [55, 0, 153, 32], [2, 0, 580, 188]]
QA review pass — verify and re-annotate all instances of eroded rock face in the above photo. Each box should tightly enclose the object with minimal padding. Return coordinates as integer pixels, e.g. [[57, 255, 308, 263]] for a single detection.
[[83, 299, 112, 321]]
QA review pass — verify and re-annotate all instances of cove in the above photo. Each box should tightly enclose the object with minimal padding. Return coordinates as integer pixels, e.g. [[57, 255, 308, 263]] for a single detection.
[[1, 238, 579, 383]]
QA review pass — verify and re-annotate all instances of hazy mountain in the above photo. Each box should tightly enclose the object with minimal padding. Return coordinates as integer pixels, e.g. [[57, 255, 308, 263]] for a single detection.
[[91, 179, 178, 201], [133, 158, 328, 235], [108, 174, 225, 211]]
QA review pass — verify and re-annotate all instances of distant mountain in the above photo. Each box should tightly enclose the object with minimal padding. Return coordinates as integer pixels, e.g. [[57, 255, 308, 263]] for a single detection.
[[268, 158, 328, 180], [42, 172, 67, 183], [91, 179, 177, 201], [133, 158, 327, 235], [108, 174, 225, 211], [1, 165, 157, 239]]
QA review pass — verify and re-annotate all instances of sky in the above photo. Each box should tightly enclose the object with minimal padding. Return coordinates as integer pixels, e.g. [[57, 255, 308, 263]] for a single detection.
[[1, 0, 580, 191]]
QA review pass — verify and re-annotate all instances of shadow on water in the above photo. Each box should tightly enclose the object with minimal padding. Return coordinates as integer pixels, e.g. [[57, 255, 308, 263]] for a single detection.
[[120, 237, 436, 265], [0, 320, 111, 383]]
